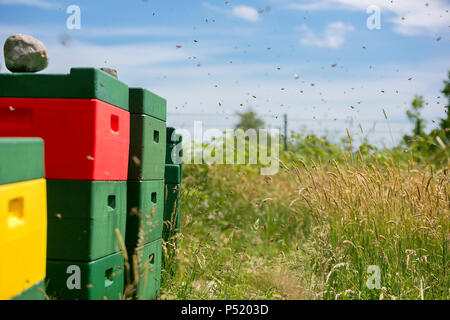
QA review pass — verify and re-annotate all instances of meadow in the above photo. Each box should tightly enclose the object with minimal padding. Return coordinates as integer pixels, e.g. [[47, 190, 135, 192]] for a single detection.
[[160, 135, 449, 300]]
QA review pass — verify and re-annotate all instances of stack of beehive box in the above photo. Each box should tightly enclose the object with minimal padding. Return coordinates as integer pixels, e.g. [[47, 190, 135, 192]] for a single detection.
[[163, 127, 183, 242], [0, 68, 179, 300], [125, 88, 166, 300], [0, 68, 130, 300], [0, 138, 47, 300]]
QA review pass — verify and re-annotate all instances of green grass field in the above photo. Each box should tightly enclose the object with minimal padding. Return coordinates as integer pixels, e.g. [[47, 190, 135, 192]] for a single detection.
[[160, 151, 449, 300]]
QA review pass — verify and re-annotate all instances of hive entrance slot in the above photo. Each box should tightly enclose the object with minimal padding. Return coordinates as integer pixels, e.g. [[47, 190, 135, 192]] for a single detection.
[[110, 114, 119, 133], [0, 107, 33, 128], [8, 197, 25, 228], [107, 195, 116, 211], [105, 268, 114, 287]]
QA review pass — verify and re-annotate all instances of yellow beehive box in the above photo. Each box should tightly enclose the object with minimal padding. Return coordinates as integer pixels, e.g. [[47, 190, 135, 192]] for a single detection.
[[0, 178, 47, 300]]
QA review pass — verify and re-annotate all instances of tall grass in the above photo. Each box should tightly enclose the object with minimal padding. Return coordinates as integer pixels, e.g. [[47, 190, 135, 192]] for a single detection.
[[161, 155, 449, 300], [287, 157, 449, 299]]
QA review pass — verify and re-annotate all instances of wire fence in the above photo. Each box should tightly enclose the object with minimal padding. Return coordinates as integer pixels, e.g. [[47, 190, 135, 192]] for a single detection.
[[166, 112, 432, 148]]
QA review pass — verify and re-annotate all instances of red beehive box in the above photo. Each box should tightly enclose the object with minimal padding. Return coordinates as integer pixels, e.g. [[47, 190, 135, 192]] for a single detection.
[[0, 98, 130, 180]]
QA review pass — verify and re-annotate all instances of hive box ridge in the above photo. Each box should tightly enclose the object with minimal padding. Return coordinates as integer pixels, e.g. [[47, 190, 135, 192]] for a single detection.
[[0, 138, 45, 185], [129, 87, 166, 121], [0, 67, 129, 111]]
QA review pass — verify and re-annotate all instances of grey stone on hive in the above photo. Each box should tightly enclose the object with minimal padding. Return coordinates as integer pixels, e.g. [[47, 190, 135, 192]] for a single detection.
[[100, 67, 118, 79], [3, 34, 48, 73]]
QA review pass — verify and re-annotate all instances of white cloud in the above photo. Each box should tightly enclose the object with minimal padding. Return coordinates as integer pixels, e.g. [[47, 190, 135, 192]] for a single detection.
[[203, 3, 262, 23], [289, 0, 337, 11], [45, 42, 191, 71], [0, 0, 58, 9], [78, 26, 257, 38], [299, 22, 354, 48], [231, 5, 261, 22], [79, 27, 195, 38], [202, 2, 223, 13], [287, 0, 450, 36], [0, 24, 259, 43]]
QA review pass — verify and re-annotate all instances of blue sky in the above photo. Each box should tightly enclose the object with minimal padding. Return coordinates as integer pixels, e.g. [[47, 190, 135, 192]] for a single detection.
[[0, 0, 449, 146]]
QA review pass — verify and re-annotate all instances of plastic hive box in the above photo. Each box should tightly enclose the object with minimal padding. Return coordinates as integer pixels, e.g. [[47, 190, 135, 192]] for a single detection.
[[129, 88, 166, 121], [165, 127, 183, 165], [0, 179, 47, 300], [163, 183, 182, 240], [165, 164, 182, 184], [126, 239, 162, 300], [0, 98, 130, 180], [46, 251, 124, 300], [46, 180, 127, 261], [125, 180, 164, 248], [128, 114, 166, 180], [128, 88, 167, 180]]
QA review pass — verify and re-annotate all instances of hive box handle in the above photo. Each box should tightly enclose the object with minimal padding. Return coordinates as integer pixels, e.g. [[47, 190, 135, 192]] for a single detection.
[[107, 195, 116, 211], [110, 114, 119, 133], [105, 268, 114, 287], [148, 253, 154, 265], [8, 197, 25, 228], [0, 107, 33, 129]]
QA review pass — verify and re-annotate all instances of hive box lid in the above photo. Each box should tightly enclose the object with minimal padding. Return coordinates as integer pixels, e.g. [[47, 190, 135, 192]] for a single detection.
[[0, 138, 45, 185], [129, 88, 166, 121], [0, 68, 129, 111]]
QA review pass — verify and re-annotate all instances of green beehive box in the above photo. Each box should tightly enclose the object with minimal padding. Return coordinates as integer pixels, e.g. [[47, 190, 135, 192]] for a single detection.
[[166, 127, 181, 143], [0, 138, 44, 185], [128, 114, 166, 180], [46, 251, 124, 300], [0, 68, 129, 111], [165, 164, 182, 184], [166, 127, 183, 165], [163, 183, 182, 240], [125, 239, 162, 300], [129, 88, 166, 121], [11, 280, 46, 300], [125, 180, 164, 247], [46, 180, 127, 261]]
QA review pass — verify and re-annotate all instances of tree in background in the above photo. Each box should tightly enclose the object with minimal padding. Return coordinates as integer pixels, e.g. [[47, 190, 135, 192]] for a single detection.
[[402, 71, 450, 164], [406, 95, 426, 137], [439, 70, 450, 142], [235, 109, 265, 130], [402, 95, 426, 156]]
